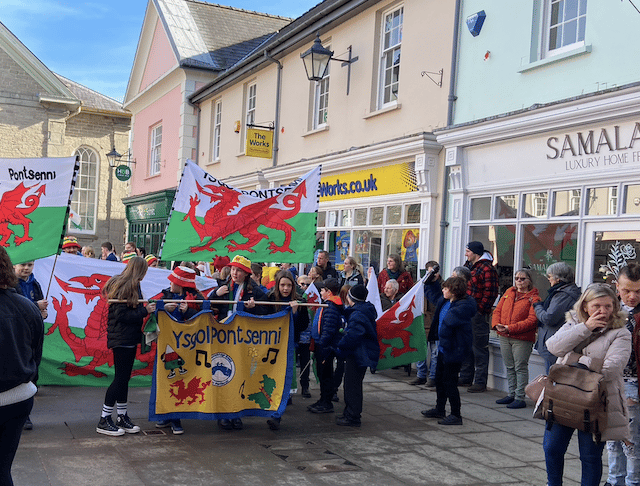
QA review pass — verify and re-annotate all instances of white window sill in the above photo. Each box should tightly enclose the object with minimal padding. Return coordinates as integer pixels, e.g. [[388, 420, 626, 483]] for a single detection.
[[518, 44, 592, 73], [206, 159, 221, 166], [145, 173, 161, 181], [302, 125, 330, 137], [363, 102, 402, 119]]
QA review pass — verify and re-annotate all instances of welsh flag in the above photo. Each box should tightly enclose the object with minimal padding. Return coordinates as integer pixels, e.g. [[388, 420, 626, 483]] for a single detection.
[[0, 157, 78, 264], [375, 278, 427, 370], [33, 253, 218, 386], [160, 161, 321, 263]]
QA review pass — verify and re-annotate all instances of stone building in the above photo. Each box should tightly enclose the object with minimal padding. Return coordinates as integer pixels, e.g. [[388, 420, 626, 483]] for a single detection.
[[0, 21, 131, 253]]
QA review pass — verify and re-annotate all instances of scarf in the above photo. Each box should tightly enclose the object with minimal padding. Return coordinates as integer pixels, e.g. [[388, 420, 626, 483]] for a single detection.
[[541, 282, 565, 311]]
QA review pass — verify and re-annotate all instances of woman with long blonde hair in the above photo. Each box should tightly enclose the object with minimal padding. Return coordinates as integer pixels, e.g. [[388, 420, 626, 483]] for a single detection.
[[96, 257, 156, 437]]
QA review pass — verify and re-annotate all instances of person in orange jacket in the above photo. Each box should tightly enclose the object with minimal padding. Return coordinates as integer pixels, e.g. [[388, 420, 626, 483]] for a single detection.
[[491, 268, 541, 409]]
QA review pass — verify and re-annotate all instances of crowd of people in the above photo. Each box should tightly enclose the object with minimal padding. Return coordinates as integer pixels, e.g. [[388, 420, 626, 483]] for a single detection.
[[4, 234, 640, 486]]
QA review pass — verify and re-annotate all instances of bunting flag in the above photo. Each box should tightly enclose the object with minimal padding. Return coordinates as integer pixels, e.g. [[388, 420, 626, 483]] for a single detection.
[[0, 157, 78, 264], [149, 309, 293, 420], [33, 253, 218, 386], [160, 161, 321, 263], [375, 278, 427, 370]]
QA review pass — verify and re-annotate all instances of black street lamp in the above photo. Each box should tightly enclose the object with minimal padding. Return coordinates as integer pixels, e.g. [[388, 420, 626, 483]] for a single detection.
[[300, 33, 359, 95]]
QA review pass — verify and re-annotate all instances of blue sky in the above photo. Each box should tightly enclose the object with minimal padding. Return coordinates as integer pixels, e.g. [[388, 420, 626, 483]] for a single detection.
[[2, 0, 320, 103]]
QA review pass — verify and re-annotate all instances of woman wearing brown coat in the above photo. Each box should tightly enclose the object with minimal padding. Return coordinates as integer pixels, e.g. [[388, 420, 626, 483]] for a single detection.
[[491, 268, 540, 409]]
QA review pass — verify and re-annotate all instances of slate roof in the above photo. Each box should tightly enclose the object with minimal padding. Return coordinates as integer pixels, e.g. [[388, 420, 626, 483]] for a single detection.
[[156, 0, 291, 71], [55, 74, 130, 115]]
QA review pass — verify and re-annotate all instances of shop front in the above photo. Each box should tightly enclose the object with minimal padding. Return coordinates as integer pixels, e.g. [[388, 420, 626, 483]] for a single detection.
[[123, 189, 176, 265], [438, 88, 640, 389]]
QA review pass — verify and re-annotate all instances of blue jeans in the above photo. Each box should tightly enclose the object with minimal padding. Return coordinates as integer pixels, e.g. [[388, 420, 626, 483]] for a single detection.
[[416, 342, 438, 380], [544, 421, 605, 486], [607, 381, 640, 486]]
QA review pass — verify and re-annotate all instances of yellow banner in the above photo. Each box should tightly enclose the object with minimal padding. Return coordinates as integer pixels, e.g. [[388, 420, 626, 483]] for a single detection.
[[320, 162, 417, 201], [246, 128, 274, 158], [150, 310, 292, 419]]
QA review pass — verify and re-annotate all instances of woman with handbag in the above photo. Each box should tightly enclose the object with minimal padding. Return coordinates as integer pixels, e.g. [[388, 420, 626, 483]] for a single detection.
[[543, 283, 631, 486], [492, 269, 540, 409]]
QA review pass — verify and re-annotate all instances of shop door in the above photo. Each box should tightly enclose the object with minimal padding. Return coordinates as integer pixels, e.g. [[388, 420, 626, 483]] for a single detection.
[[584, 222, 640, 285]]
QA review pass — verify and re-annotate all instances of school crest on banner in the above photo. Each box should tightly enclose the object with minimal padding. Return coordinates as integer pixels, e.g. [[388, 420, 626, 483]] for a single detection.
[[150, 309, 293, 420]]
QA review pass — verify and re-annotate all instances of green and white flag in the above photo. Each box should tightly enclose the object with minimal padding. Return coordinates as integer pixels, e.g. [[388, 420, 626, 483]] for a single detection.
[[0, 157, 78, 264], [375, 278, 428, 371], [161, 161, 321, 263]]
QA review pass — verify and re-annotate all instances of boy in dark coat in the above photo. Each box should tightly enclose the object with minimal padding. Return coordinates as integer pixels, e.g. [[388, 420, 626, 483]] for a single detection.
[[421, 276, 476, 425], [335, 285, 379, 426], [308, 278, 343, 414]]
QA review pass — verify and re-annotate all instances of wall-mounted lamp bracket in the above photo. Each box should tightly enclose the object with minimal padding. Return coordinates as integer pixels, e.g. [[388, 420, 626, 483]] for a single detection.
[[421, 69, 443, 88]]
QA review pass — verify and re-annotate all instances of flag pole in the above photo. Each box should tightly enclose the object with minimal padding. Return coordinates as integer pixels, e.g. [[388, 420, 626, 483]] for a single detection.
[[44, 253, 60, 300], [107, 299, 328, 307]]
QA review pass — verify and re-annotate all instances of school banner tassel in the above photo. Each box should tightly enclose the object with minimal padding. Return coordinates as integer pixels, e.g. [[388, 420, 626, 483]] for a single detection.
[[149, 309, 294, 420]]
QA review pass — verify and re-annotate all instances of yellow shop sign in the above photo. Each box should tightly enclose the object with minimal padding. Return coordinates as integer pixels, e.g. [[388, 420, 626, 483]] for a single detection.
[[320, 162, 418, 201], [246, 128, 273, 158]]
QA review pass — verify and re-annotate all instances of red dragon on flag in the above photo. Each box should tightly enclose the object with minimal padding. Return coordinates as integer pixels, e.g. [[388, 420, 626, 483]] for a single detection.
[[0, 182, 45, 247]]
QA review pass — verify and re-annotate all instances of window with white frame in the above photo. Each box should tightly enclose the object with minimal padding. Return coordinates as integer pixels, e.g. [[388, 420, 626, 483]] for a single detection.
[[313, 57, 330, 129], [70, 146, 98, 233], [149, 124, 162, 176], [246, 83, 256, 130], [543, 0, 587, 57], [213, 100, 222, 162], [379, 6, 403, 107]]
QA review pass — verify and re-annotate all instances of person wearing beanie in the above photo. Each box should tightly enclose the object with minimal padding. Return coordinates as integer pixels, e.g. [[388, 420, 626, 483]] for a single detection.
[[211, 254, 267, 431], [121, 251, 136, 264], [308, 277, 344, 415], [459, 241, 499, 393], [145, 254, 158, 267], [151, 266, 204, 435], [61, 236, 82, 255], [334, 284, 379, 426]]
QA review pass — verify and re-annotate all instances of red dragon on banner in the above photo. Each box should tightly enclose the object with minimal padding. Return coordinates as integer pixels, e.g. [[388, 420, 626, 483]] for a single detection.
[[0, 182, 45, 247]]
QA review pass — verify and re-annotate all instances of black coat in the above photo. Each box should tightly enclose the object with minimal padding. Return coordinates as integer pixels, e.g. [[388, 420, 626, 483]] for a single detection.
[[266, 292, 310, 344], [435, 295, 476, 364], [337, 301, 379, 368], [0, 288, 43, 392], [107, 288, 148, 349], [313, 297, 344, 360]]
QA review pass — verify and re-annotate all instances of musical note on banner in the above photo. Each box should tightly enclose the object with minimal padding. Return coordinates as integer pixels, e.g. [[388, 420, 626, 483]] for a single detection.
[[239, 380, 246, 399], [195, 349, 212, 368], [262, 347, 279, 364]]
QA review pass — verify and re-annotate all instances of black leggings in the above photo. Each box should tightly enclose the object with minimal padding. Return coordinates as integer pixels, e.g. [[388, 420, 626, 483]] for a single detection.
[[0, 397, 33, 486], [435, 353, 462, 417], [104, 347, 137, 407]]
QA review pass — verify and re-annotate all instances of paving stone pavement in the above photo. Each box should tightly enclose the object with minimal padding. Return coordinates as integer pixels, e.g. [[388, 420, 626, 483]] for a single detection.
[[13, 368, 600, 486]]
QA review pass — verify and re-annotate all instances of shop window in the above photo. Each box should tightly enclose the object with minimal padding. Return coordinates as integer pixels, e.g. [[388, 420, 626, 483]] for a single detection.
[[495, 194, 518, 219], [378, 5, 403, 108], [354, 208, 367, 226], [149, 124, 162, 176], [70, 146, 98, 234], [370, 206, 383, 225], [317, 211, 326, 227], [355, 229, 382, 271], [470, 197, 491, 220], [592, 230, 640, 283], [386, 205, 402, 224], [623, 184, 640, 214], [521, 222, 578, 299], [523, 192, 548, 218], [553, 189, 581, 216], [334, 230, 350, 268], [586, 186, 617, 215], [542, 0, 587, 58], [128, 220, 167, 260], [405, 203, 420, 224], [341, 209, 352, 227], [385, 228, 418, 282], [327, 210, 338, 227], [469, 225, 515, 295]]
